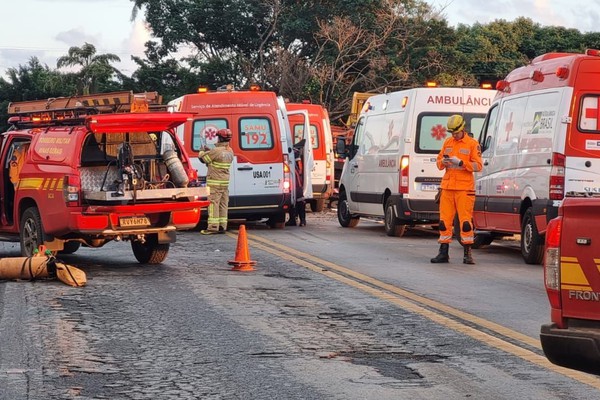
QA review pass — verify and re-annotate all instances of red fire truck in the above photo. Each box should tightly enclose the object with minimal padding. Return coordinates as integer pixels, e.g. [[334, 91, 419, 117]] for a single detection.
[[541, 195, 600, 375], [2, 91, 209, 264]]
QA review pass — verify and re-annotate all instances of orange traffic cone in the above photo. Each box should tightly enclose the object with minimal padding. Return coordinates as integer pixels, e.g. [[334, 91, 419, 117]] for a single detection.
[[228, 225, 257, 271]]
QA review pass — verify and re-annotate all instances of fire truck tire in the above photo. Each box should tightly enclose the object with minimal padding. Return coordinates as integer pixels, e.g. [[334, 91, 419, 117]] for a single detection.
[[19, 207, 46, 257], [384, 198, 406, 237], [59, 241, 81, 255], [337, 190, 360, 228], [521, 208, 544, 265], [131, 234, 169, 264]]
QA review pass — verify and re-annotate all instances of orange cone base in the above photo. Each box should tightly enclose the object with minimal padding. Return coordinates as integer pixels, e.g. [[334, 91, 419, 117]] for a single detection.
[[228, 259, 257, 271]]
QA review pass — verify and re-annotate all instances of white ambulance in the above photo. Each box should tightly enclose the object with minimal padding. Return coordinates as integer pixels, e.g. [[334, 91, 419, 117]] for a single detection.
[[336, 86, 496, 236], [169, 86, 312, 228], [475, 49, 600, 264]]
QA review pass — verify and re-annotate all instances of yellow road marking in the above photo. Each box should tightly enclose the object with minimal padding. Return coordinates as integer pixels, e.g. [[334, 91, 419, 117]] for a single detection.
[[232, 231, 600, 389]]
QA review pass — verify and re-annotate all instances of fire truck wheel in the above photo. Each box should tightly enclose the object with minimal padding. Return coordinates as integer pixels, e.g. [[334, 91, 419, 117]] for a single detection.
[[131, 234, 169, 264], [337, 190, 360, 228], [521, 208, 544, 265], [20, 206, 46, 257]]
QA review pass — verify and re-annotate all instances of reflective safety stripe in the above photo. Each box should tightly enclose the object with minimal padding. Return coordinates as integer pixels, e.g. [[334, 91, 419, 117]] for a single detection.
[[212, 161, 231, 169], [461, 235, 474, 243], [207, 179, 229, 186], [471, 162, 480, 172], [439, 235, 452, 243]]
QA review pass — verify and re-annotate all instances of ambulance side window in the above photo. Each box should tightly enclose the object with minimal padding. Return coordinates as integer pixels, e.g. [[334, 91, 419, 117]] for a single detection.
[[351, 118, 366, 159], [480, 104, 500, 154], [192, 119, 228, 151], [579, 95, 600, 133], [239, 117, 274, 150]]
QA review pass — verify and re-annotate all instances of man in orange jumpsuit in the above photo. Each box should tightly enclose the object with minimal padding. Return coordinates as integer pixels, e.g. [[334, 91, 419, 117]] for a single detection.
[[430, 115, 482, 264]]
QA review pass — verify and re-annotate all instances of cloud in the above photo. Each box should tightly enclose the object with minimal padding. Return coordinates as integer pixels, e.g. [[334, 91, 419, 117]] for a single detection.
[[55, 28, 100, 48]]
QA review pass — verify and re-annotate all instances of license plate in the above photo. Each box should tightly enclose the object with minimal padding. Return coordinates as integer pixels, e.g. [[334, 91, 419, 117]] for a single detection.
[[421, 184, 439, 191], [119, 216, 151, 227]]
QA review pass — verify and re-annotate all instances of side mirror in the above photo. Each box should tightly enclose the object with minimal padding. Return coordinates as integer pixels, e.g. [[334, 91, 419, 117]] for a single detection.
[[335, 137, 347, 158]]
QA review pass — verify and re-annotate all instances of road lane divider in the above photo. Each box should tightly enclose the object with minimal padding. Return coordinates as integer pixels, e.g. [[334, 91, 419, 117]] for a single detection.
[[240, 232, 600, 389]]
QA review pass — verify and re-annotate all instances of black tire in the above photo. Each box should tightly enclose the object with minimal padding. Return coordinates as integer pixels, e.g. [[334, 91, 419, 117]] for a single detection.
[[131, 234, 169, 264], [521, 208, 544, 265], [384, 198, 406, 237], [310, 199, 325, 213], [59, 241, 81, 255], [266, 213, 286, 229], [337, 190, 359, 228], [472, 233, 494, 249], [20, 207, 45, 257]]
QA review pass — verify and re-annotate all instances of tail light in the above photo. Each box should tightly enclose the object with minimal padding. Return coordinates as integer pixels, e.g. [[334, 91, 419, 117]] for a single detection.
[[63, 175, 81, 207], [544, 215, 563, 325], [325, 156, 332, 184], [549, 152, 565, 200], [399, 155, 409, 194], [283, 154, 291, 193]]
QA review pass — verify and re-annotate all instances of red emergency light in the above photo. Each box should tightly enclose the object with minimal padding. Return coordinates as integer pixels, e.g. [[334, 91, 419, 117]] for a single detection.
[[556, 66, 569, 79], [530, 70, 544, 82], [586, 49, 600, 57], [496, 80, 510, 92]]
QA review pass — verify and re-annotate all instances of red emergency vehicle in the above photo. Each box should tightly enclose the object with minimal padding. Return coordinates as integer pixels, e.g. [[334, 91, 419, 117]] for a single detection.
[[286, 102, 334, 212], [169, 86, 303, 228], [476, 49, 600, 263], [2, 91, 209, 263], [541, 195, 600, 375]]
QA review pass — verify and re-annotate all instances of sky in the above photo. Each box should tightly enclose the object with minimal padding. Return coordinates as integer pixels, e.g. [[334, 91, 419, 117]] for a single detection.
[[1, 0, 600, 80]]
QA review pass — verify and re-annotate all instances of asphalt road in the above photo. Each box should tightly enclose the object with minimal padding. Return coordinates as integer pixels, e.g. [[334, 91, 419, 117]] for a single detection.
[[0, 210, 599, 399]]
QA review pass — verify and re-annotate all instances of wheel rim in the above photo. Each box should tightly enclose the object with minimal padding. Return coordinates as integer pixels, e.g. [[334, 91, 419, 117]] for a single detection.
[[22, 218, 39, 255], [340, 200, 350, 221], [385, 207, 393, 230], [523, 221, 533, 253]]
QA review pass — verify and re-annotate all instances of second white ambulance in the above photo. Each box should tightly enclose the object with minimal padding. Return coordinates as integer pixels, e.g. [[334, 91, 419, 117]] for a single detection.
[[336, 86, 495, 236]]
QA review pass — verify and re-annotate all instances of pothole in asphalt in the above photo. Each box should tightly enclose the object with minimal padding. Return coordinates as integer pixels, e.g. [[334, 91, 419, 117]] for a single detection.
[[339, 351, 446, 380]]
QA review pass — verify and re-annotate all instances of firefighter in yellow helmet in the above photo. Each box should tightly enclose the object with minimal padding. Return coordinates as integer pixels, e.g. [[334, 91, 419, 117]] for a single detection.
[[431, 114, 482, 264], [198, 128, 234, 235]]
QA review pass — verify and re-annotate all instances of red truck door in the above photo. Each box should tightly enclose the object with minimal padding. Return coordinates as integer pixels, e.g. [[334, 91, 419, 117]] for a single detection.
[[559, 198, 600, 319]]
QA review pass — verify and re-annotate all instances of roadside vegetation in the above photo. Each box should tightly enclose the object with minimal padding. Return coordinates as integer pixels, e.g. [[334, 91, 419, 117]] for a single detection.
[[2, 0, 599, 131]]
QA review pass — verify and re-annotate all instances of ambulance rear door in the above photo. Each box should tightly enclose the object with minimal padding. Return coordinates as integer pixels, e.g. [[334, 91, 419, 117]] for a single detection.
[[232, 113, 288, 209], [411, 88, 492, 205]]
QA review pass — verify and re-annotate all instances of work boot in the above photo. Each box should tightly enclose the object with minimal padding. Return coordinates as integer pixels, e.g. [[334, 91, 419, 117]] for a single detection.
[[430, 243, 450, 263], [463, 245, 475, 265]]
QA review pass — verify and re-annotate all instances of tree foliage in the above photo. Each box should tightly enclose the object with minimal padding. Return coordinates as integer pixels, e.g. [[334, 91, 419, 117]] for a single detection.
[[56, 43, 121, 95], [1, 5, 600, 129]]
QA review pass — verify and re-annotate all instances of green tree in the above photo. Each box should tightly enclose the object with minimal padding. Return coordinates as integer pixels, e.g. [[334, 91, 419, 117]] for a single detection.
[[122, 41, 206, 102], [56, 43, 121, 95], [0, 57, 76, 131]]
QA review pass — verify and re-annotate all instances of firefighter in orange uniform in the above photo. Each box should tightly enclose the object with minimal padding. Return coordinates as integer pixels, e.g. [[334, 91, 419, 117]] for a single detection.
[[198, 128, 234, 235], [430, 115, 482, 264]]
